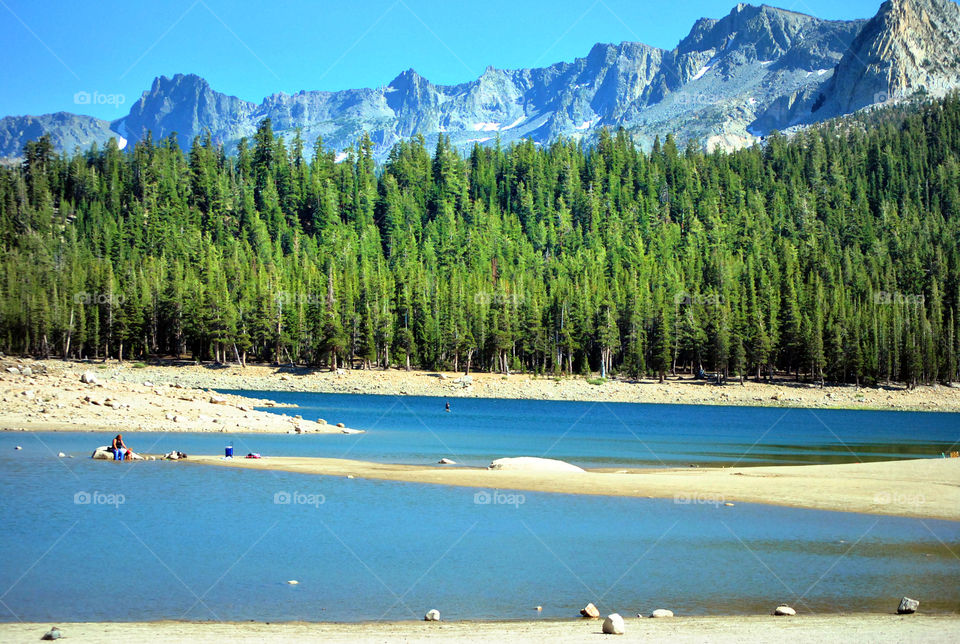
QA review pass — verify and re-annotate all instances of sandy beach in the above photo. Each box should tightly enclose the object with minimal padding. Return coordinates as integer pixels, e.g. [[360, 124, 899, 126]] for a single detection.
[[186, 454, 960, 521], [3, 359, 960, 427], [3, 615, 959, 643]]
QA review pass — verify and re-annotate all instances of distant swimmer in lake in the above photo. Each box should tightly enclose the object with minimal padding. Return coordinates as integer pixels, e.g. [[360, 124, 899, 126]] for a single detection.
[[445, 401, 451, 413], [110, 433, 130, 461]]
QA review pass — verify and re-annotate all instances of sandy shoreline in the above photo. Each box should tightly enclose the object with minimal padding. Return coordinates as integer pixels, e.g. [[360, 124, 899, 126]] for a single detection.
[[185, 455, 960, 521], [0, 359, 359, 434], [4, 359, 960, 419], [3, 615, 959, 643]]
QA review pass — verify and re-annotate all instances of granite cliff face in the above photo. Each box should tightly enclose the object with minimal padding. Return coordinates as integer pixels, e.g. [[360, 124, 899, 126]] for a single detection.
[[818, 0, 960, 116], [2, 1, 959, 160]]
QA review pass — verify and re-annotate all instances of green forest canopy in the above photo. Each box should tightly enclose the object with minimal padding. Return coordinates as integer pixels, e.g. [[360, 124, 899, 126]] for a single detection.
[[2, 94, 959, 387]]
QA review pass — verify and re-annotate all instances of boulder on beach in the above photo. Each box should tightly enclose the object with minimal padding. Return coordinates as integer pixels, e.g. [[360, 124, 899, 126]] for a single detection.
[[602, 613, 625, 635], [438, 458, 457, 465], [489, 457, 585, 473], [650, 609, 674, 618], [774, 605, 796, 616], [898, 597, 919, 614], [80, 371, 98, 385], [424, 609, 440, 621], [580, 602, 600, 618]]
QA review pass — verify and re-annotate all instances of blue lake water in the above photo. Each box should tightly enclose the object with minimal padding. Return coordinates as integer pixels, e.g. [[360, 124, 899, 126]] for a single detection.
[[1, 395, 959, 622], [224, 391, 960, 467]]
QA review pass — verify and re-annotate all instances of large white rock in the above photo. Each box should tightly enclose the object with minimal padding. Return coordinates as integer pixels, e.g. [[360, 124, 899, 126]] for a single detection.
[[898, 597, 919, 614], [602, 613, 625, 635], [91, 446, 113, 460], [424, 609, 440, 621], [80, 371, 98, 385], [774, 605, 796, 616], [650, 609, 674, 618], [488, 457, 585, 473]]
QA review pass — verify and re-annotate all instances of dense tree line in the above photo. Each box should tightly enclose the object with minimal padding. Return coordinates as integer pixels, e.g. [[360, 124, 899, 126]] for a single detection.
[[2, 94, 959, 387]]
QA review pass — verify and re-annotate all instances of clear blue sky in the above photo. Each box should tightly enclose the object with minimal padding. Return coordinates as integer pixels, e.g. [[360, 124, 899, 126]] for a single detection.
[[0, 0, 885, 120]]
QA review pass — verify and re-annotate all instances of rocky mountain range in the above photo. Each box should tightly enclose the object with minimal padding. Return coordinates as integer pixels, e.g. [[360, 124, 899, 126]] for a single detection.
[[2, 0, 959, 161]]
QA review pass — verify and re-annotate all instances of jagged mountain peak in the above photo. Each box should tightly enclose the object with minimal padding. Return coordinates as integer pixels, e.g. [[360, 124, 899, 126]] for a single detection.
[[389, 68, 428, 88], [3, 1, 960, 160]]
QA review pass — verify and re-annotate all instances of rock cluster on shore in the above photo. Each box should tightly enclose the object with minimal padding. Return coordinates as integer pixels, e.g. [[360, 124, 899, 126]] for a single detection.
[[0, 360, 361, 435]]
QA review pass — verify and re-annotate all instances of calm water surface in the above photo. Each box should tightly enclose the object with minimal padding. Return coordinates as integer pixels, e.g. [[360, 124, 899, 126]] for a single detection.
[[1, 395, 958, 622]]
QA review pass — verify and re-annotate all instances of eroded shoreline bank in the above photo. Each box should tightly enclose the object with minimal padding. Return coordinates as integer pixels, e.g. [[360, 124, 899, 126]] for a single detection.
[[4, 359, 960, 424]]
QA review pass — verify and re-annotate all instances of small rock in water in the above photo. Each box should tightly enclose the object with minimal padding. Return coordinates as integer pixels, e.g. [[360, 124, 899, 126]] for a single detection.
[[535, 605, 542, 611], [898, 597, 919, 614], [287, 580, 299, 585], [41, 626, 62, 640], [15, 446, 22, 450], [724, 502, 735, 507], [602, 613, 625, 635], [774, 605, 796, 616], [580, 602, 600, 618], [424, 609, 440, 621], [57, 452, 66, 458], [650, 609, 674, 618]]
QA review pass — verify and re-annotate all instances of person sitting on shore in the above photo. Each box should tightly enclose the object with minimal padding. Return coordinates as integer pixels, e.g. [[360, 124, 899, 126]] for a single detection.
[[111, 433, 129, 461]]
